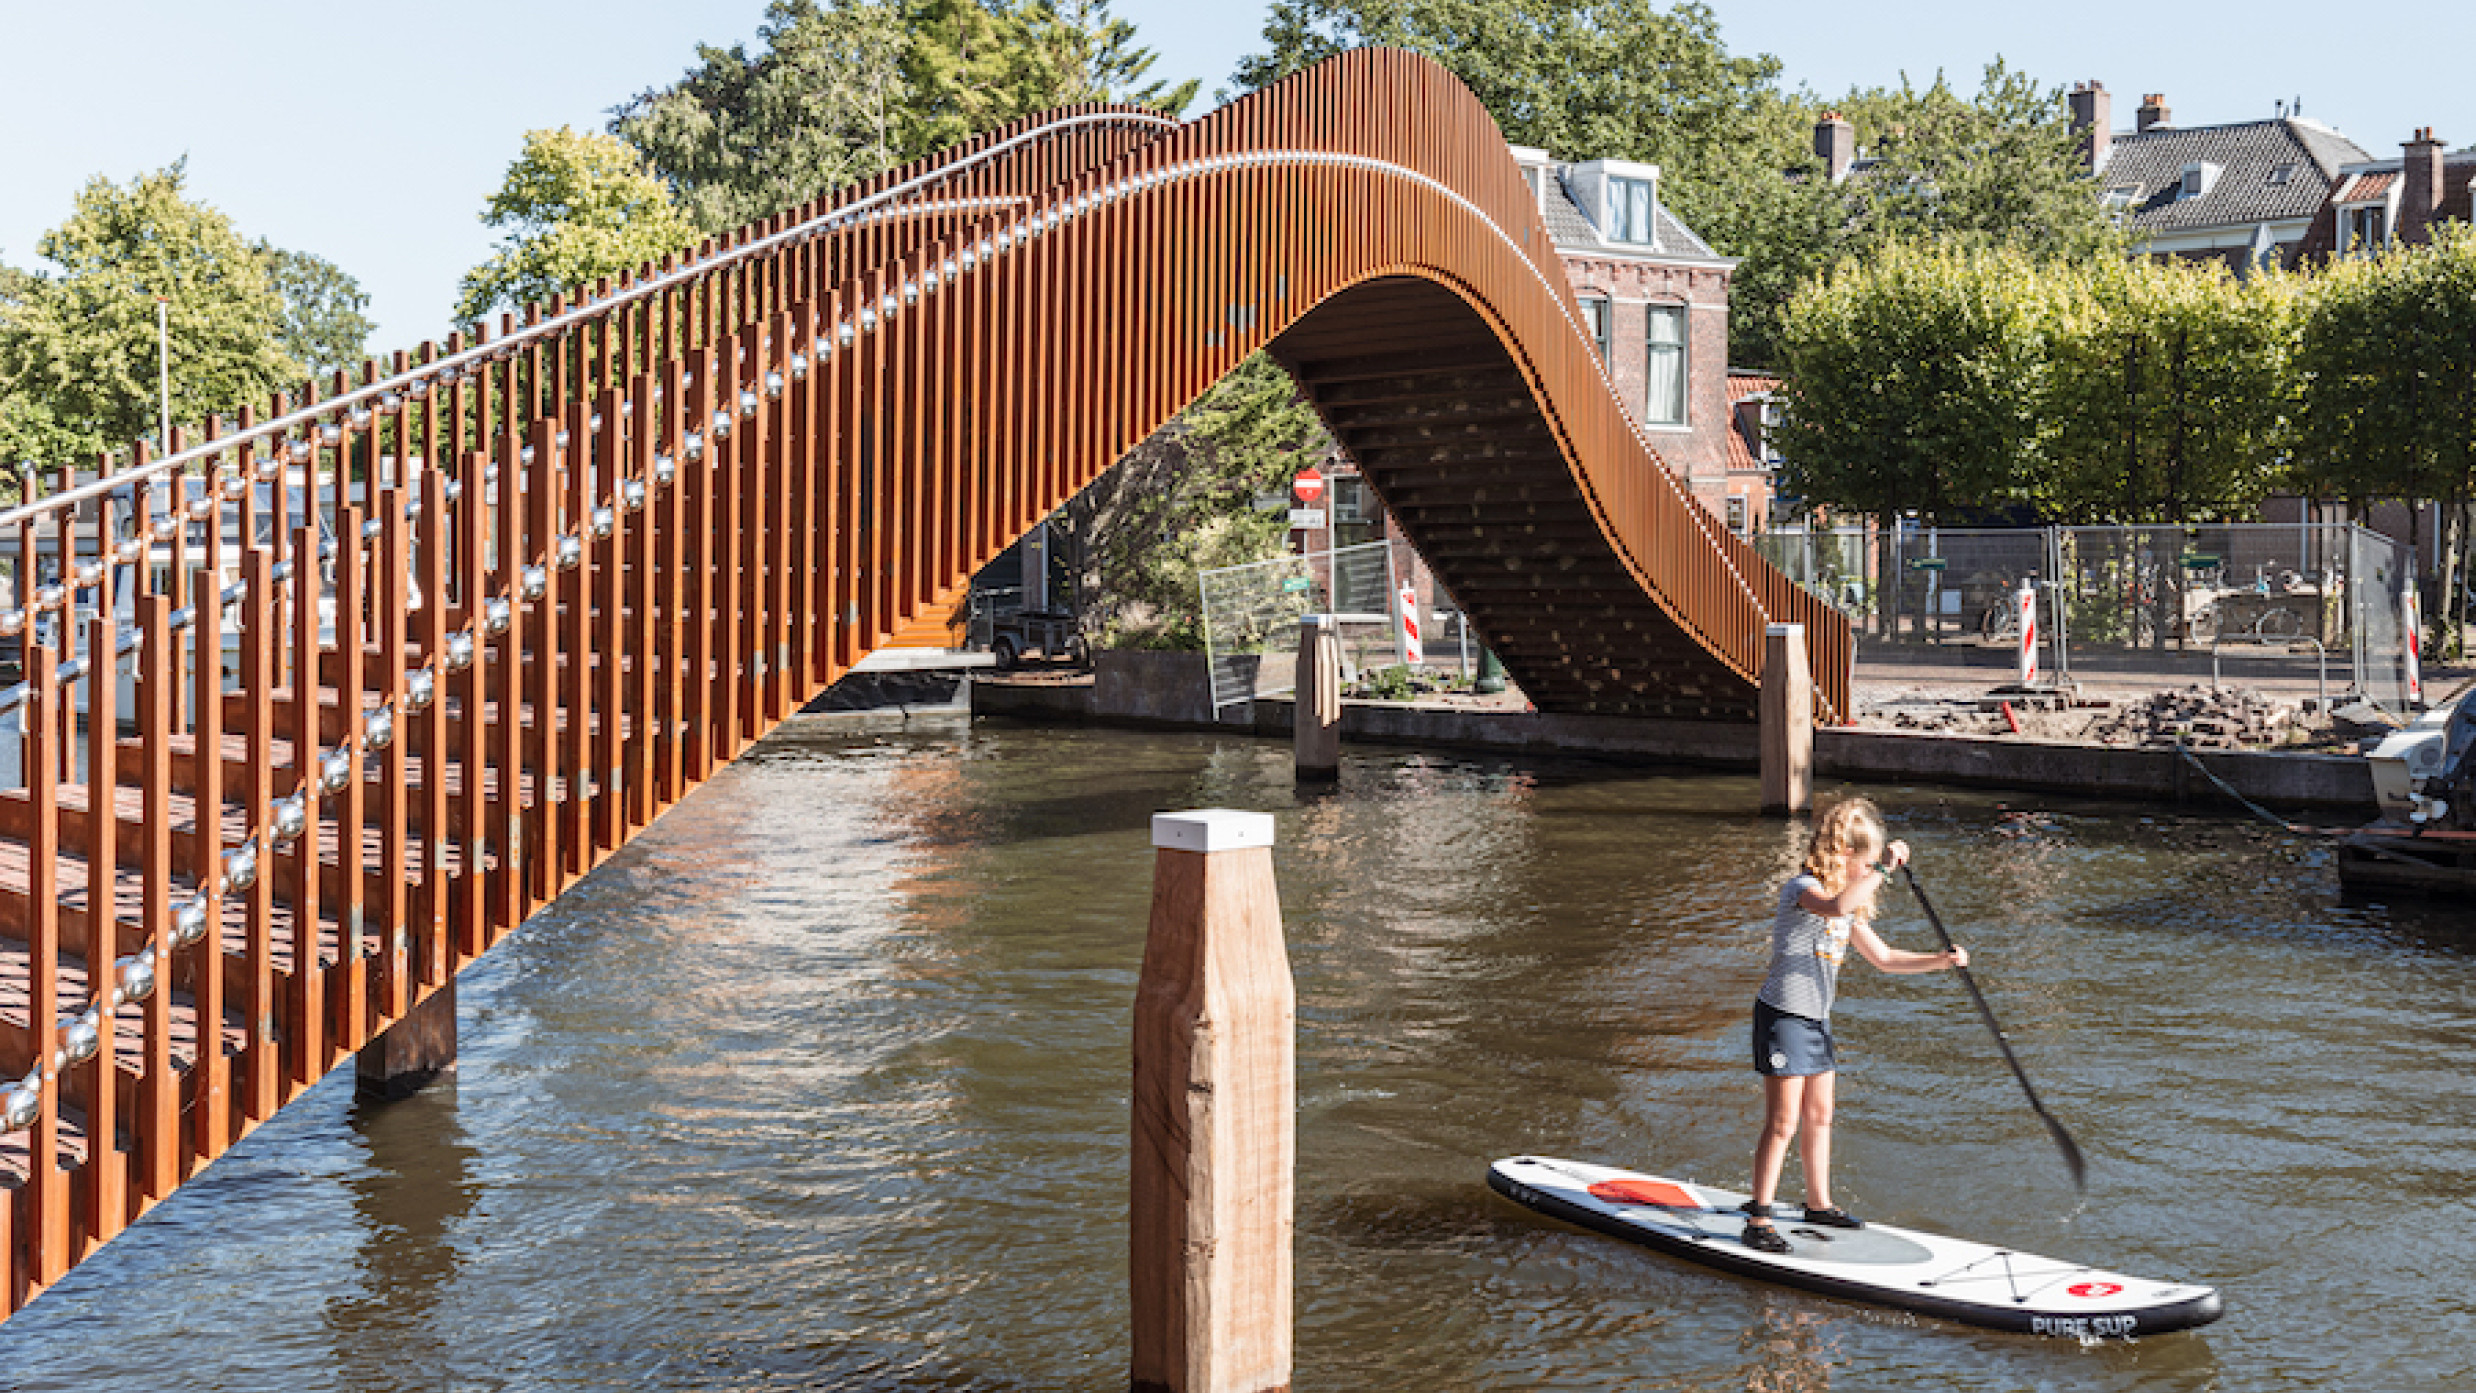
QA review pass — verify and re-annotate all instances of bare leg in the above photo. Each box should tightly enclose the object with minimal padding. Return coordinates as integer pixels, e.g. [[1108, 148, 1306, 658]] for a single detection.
[[1798, 1069, 1837, 1212], [1751, 1074, 1808, 1211]]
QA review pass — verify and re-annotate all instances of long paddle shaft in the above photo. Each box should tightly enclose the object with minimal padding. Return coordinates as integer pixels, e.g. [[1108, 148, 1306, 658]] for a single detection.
[[1898, 865, 2088, 1192]]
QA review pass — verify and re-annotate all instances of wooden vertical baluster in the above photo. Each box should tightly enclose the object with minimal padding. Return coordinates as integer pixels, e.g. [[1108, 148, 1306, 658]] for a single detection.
[[681, 352, 714, 787], [136, 594, 176, 1209], [23, 648, 64, 1290], [242, 546, 280, 1124], [373, 490, 409, 1026], [79, 612, 122, 1256], [333, 504, 368, 1059], [523, 416, 559, 909], [412, 467, 449, 989], [590, 388, 623, 857], [454, 450, 491, 960], [762, 313, 790, 724], [625, 377, 656, 832], [186, 561, 229, 1168], [559, 403, 589, 886], [286, 523, 325, 1088], [715, 325, 748, 762]]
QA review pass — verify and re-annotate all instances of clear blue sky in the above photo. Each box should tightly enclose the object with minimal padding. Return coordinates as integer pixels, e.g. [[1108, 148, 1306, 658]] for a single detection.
[[6, 1, 2472, 357]]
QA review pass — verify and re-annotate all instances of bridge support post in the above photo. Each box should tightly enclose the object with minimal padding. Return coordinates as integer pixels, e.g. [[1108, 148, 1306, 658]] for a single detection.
[[1761, 623, 1814, 815], [1295, 616, 1340, 783], [355, 981, 457, 1102], [1132, 810, 1294, 1393]]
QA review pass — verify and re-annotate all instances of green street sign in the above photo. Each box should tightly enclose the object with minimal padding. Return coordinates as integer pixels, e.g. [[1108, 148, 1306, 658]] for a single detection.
[[2179, 553, 2220, 570], [1280, 576, 1312, 593], [1907, 557, 1947, 571]]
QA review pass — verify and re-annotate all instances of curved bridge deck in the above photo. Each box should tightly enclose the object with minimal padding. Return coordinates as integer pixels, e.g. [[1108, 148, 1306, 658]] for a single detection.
[[0, 49, 1843, 1313]]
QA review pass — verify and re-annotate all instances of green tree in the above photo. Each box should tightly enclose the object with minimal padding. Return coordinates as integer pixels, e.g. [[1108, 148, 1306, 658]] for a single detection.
[[0, 163, 299, 471], [1772, 240, 2051, 526], [2042, 256, 2294, 524], [2294, 227, 2476, 656], [618, 0, 1197, 235], [614, 0, 907, 234], [454, 127, 701, 324], [259, 243, 375, 378], [1725, 62, 2122, 368]]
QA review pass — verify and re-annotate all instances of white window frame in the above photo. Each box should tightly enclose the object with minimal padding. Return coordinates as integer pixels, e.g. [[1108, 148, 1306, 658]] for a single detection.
[[1644, 304, 1688, 428]]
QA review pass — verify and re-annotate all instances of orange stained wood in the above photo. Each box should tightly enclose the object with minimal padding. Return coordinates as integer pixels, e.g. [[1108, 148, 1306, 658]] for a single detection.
[[0, 48, 1845, 1319]]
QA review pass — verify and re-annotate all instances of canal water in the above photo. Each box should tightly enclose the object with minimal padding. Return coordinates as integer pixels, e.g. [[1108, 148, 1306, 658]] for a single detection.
[[0, 718, 2468, 1391]]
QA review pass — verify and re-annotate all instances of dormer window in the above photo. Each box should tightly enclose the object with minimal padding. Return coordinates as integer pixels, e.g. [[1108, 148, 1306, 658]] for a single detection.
[[2102, 185, 2141, 211], [2266, 163, 2297, 186], [1607, 175, 1658, 244], [2343, 203, 2387, 254], [2179, 162, 2221, 200]]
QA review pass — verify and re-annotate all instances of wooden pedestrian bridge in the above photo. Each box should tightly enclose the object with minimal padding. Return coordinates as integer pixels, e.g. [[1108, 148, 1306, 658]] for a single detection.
[[0, 49, 1846, 1315]]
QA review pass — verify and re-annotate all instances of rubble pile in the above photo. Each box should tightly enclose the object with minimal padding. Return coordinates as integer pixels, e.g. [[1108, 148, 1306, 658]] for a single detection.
[[2082, 687, 2301, 749]]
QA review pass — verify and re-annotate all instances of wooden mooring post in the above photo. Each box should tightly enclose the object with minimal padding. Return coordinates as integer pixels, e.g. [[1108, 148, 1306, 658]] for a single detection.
[[1761, 623, 1813, 815], [1132, 810, 1294, 1393], [1295, 616, 1339, 783], [354, 981, 457, 1102]]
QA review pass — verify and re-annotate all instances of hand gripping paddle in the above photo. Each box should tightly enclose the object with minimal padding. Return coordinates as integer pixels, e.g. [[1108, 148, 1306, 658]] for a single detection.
[[1899, 864, 2088, 1192]]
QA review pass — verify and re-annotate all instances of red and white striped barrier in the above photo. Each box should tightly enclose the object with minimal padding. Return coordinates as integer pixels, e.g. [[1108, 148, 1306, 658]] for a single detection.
[[2403, 590, 2423, 707], [1398, 582, 1423, 666], [2017, 580, 2039, 686]]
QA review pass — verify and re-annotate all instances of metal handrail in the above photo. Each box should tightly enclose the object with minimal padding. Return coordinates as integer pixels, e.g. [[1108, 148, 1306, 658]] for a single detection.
[[0, 107, 1178, 530]]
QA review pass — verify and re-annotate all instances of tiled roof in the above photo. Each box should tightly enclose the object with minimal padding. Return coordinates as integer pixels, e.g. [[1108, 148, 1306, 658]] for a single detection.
[[1724, 374, 1779, 474], [2337, 169, 2395, 204], [2099, 118, 2371, 233]]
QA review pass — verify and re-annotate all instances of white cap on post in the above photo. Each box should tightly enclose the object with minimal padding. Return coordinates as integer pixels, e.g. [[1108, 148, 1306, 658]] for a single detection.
[[1152, 809, 1277, 854], [1767, 622, 1804, 639]]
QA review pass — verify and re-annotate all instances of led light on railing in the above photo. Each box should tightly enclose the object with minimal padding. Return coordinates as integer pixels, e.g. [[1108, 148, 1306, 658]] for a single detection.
[[902, 280, 920, 305], [408, 377, 432, 399], [115, 536, 143, 564], [789, 352, 809, 381], [682, 370, 696, 391], [221, 473, 248, 501], [380, 392, 403, 412], [349, 406, 373, 429], [115, 949, 156, 1006], [943, 255, 959, 278], [175, 895, 211, 946], [437, 365, 460, 385], [555, 535, 582, 570], [880, 293, 900, 320], [960, 248, 978, 271], [224, 840, 258, 893], [556, 429, 571, 449], [590, 412, 604, 433], [321, 423, 344, 445], [448, 627, 481, 665], [252, 453, 280, 480], [837, 321, 856, 347], [152, 510, 178, 538], [287, 439, 312, 464], [622, 478, 648, 511], [520, 565, 548, 599], [682, 431, 705, 462], [406, 667, 436, 710], [62, 1009, 101, 1066], [592, 505, 615, 539], [652, 454, 676, 488], [520, 444, 537, 467], [363, 705, 394, 751], [712, 410, 733, 440], [741, 388, 761, 417], [75, 561, 103, 589], [35, 584, 63, 612], [765, 371, 785, 399], [922, 269, 940, 293], [995, 230, 1013, 252], [0, 1082, 36, 1132], [0, 612, 20, 638], [486, 594, 514, 631], [860, 309, 879, 333]]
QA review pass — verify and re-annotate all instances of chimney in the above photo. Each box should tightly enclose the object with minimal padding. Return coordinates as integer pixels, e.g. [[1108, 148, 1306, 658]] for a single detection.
[[2402, 127, 2446, 245], [2137, 93, 2171, 132], [2068, 81, 2112, 169], [1814, 111, 1855, 183]]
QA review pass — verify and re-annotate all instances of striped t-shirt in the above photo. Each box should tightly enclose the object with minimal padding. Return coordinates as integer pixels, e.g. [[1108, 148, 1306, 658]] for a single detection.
[[1758, 873, 1852, 1020]]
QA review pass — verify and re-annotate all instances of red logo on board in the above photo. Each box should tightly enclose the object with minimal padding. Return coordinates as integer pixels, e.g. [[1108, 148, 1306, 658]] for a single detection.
[[2067, 1282, 2124, 1300], [1293, 467, 1326, 504]]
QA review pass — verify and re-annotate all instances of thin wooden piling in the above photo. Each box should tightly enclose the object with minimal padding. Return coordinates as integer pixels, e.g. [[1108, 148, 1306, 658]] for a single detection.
[[1131, 809, 1293, 1393], [1760, 623, 1813, 815], [1293, 616, 1339, 784]]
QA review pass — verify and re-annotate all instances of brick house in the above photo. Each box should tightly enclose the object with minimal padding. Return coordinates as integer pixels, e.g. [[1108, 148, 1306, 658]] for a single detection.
[[1300, 147, 1754, 565], [2293, 127, 2476, 259], [2063, 82, 2372, 270]]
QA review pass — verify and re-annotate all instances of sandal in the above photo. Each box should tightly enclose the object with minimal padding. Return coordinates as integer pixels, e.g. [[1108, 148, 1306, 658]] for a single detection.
[[1802, 1204, 1864, 1230], [1739, 1202, 1792, 1254]]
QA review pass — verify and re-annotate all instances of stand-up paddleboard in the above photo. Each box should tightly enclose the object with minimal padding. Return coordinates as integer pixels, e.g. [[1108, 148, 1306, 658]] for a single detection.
[[1489, 1157, 2222, 1339]]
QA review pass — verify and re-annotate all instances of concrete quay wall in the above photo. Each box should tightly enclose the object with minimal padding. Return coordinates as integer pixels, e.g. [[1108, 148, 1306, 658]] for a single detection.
[[971, 654, 2376, 812]]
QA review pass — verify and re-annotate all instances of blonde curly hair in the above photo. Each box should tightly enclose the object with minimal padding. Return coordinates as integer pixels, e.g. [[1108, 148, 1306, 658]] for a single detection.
[[1802, 796, 1887, 922]]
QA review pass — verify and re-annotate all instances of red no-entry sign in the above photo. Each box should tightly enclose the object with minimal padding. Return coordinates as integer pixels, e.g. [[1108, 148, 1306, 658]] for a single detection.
[[1293, 467, 1325, 504]]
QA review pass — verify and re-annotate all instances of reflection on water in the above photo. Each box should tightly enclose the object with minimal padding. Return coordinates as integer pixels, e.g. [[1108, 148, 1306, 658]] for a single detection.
[[0, 716, 2470, 1391]]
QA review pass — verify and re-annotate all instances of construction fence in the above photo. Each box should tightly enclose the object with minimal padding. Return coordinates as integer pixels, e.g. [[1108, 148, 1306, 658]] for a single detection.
[[1758, 522, 2421, 710], [1197, 539, 1486, 712]]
